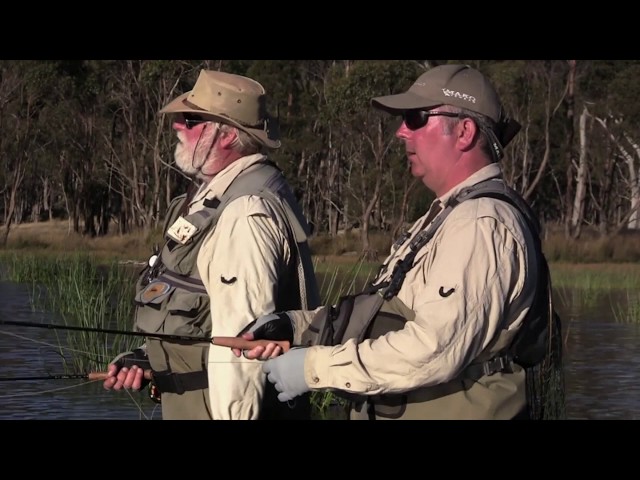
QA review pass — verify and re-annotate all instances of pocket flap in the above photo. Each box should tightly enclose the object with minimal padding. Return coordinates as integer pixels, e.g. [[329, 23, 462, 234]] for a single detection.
[[136, 281, 175, 305]]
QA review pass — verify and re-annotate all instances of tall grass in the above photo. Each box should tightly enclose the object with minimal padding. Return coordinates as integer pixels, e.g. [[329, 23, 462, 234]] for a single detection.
[[612, 291, 640, 324], [314, 256, 378, 303], [0, 252, 140, 373], [551, 263, 640, 315]]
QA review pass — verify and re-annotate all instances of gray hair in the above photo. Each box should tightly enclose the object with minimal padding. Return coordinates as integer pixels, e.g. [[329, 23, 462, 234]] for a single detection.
[[218, 123, 262, 156]]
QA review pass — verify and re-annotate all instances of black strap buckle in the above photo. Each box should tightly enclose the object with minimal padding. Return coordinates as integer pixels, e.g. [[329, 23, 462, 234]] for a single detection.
[[482, 355, 513, 376]]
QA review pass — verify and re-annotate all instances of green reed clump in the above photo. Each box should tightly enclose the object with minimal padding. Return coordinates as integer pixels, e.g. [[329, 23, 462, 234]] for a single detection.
[[551, 264, 640, 290], [314, 257, 378, 304], [612, 291, 640, 324], [551, 264, 640, 314], [2, 252, 139, 373]]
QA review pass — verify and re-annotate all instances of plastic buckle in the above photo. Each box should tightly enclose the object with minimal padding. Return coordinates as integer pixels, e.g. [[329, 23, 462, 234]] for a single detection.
[[482, 356, 508, 376]]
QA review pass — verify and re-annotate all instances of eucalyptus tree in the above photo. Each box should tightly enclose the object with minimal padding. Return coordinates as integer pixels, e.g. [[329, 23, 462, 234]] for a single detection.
[[42, 60, 118, 237], [0, 61, 68, 245], [577, 60, 640, 235], [247, 60, 336, 234], [101, 60, 198, 235], [322, 60, 420, 258], [0, 61, 25, 245], [468, 60, 577, 235]]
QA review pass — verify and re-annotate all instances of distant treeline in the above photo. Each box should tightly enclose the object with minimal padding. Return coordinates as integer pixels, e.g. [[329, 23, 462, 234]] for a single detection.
[[1, 60, 639, 256]]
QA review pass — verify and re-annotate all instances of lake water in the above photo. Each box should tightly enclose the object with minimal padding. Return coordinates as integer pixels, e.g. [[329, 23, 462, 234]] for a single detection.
[[1, 279, 639, 420]]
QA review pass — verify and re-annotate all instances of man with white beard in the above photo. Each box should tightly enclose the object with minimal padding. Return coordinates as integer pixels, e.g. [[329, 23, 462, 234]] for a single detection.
[[103, 69, 320, 420]]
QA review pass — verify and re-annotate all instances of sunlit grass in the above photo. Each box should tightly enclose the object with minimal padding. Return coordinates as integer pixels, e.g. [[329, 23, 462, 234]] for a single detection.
[[550, 263, 640, 312], [550, 263, 640, 289], [314, 256, 378, 304]]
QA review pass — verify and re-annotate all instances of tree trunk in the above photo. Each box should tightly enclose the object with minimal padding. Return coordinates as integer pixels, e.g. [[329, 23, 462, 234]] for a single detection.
[[570, 105, 589, 237]]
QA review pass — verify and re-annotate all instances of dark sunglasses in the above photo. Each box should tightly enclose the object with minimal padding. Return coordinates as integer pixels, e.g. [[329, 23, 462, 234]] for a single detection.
[[402, 110, 462, 131], [183, 113, 209, 130]]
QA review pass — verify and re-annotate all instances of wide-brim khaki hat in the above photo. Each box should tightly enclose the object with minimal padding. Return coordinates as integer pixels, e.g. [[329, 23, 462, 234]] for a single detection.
[[160, 70, 281, 149], [371, 64, 521, 148]]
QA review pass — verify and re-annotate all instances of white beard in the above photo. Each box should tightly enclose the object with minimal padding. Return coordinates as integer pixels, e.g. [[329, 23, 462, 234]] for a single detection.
[[174, 141, 199, 176], [174, 126, 219, 177]]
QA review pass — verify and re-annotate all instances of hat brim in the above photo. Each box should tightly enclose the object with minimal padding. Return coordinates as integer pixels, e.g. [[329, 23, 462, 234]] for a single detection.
[[371, 91, 442, 115], [160, 93, 281, 149]]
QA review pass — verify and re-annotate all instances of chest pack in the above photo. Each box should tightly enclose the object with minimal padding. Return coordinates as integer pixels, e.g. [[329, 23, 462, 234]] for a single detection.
[[300, 178, 559, 372]]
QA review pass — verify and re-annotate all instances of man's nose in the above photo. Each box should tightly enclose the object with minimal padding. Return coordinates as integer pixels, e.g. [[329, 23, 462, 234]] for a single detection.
[[396, 122, 410, 139]]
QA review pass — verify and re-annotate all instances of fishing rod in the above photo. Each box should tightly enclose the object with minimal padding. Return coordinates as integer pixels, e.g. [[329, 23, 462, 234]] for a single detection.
[[0, 372, 118, 382], [0, 318, 291, 352]]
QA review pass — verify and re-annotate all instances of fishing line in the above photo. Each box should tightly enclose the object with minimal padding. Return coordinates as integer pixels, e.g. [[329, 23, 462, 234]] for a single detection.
[[0, 378, 99, 399], [0, 379, 158, 420], [0, 328, 113, 367]]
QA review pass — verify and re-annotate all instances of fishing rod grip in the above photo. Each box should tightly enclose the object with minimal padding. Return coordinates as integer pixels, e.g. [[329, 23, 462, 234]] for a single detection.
[[88, 369, 154, 381], [211, 336, 291, 353]]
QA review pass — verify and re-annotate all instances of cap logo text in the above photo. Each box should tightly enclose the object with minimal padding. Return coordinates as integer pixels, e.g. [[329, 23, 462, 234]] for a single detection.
[[442, 88, 476, 104]]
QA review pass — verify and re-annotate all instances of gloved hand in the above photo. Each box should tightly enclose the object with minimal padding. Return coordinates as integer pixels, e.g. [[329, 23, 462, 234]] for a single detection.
[[233, 312, 294, 359], [263, 347, 310, 402], [244, 312, 294, 342]]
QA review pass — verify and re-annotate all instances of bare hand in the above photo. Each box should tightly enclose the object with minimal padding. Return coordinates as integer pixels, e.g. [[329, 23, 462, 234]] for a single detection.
[[232, 331, 284, 360], [102, 364, 146, 391]]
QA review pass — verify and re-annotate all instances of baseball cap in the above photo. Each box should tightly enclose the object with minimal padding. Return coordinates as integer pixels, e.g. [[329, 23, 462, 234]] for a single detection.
[[371, 64, 521, 150]]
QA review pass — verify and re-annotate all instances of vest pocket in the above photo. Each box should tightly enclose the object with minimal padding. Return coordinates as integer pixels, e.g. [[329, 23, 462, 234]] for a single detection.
[[135, 288, 209, 338], [163, 290, 208, 337]]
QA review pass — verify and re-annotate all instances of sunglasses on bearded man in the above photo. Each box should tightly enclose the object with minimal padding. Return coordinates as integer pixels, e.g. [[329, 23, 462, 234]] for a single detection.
[[183, 113, 209, 130], [402, 110, 462, 131]]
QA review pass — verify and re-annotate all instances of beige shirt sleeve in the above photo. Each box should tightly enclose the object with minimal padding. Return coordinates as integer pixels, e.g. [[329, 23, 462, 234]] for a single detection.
[[199, 195, 290, 419], [303, 201, 532, 396]]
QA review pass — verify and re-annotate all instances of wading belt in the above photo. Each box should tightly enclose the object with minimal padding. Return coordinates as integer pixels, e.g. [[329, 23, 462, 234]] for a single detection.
[[152, 370, 208, 395]]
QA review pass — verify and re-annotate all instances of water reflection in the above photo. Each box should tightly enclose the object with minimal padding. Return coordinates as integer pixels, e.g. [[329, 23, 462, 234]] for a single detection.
[[560, 289, 640, 419], [0, 280, 160, 420], [1, 280, 639, 419]]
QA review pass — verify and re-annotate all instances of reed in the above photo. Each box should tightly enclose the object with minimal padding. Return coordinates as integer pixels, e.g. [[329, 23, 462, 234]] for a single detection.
[[550, 263, 640, 318], [612, 291, 640, 324], [0, 252, 139, 373]]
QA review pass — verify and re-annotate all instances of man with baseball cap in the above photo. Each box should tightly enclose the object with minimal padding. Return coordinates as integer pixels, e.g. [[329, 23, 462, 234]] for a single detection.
[[103, 69, 320, 420], [240, 64, 563, 420]]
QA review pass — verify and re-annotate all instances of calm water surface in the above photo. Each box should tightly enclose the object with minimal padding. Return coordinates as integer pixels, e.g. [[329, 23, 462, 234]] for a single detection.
[[0, 280, 160, 420], [1, 279, 639, 420]]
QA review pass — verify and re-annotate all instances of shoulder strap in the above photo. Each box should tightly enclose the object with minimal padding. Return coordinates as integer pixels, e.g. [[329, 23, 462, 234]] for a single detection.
[[451, 178, 541, 240], [163, 192, 188, 234], [382, 178, 540, 300]]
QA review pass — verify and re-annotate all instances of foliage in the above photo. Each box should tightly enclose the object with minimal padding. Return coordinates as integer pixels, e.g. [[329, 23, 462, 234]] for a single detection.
[[2, 60, 640, 253]]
